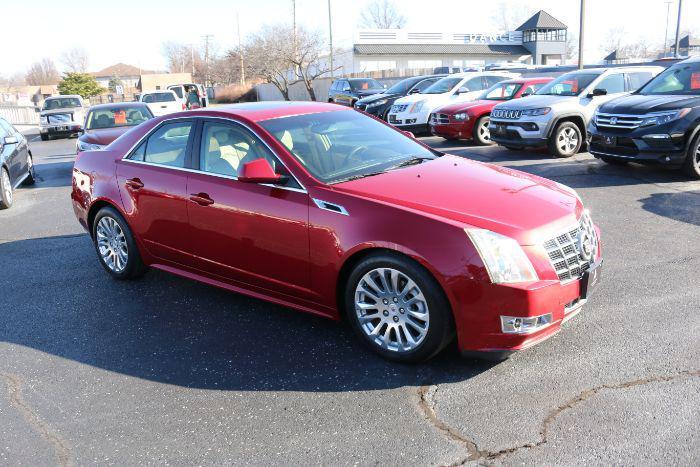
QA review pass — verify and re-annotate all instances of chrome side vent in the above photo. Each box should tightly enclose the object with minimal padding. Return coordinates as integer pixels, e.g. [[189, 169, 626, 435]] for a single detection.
[[312, 198, 349, 216]]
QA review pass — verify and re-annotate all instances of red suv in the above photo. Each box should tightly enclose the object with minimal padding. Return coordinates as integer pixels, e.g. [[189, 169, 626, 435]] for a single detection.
[[430, 77, 553, 145], [71, 102, 602, 362]]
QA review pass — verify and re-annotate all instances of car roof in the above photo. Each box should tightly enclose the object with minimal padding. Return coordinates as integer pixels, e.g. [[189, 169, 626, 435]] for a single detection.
[[189, 101, 349, 122], [679, 56, 700, 64], [88, 102, 150, 110], [46, 95, 82, 99], [142, 90, 176, 94], [501, 77, 554, 84]]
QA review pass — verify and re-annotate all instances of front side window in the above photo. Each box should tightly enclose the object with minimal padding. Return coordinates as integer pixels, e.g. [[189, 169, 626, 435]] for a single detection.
[[464, 77, 484, 91], [130, 121, 192, 168], [199, 121, 289, 181], [412, 78, 439, 93], [386, 78, 416, 94], [485, 76, 507, 87], [350, 79, 382, 91], [259, 109, 436, 184], [480, 83, 523, 100], [596, 73, 625, 94], [536, 72, 601, 96], [423, 77, 462, 94], [637, 62, 700, 96], [86, 106, 153, 130]]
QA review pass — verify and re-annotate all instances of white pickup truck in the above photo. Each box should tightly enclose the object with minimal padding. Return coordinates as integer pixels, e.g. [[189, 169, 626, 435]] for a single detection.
[[38, 95, 87, 141]]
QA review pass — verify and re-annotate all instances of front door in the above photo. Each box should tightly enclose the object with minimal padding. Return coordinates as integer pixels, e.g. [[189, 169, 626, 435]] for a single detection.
[[186, 119, 311, 297], [116, 119, 195, 264]]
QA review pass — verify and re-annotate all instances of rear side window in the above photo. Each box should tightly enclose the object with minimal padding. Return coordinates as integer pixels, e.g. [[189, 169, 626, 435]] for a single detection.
[[170, 87, 183, 98], [627, 72, 653, 91], [485, 76, 507, 87], [597, 74, 625, 94], [129, 121, 192, 168], [465, 77, 484, 91]]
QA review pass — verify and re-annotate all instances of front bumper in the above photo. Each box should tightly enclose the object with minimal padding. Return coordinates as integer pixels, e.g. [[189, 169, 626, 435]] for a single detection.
[[430, 121, 474, 140], [40, 123, 82, 135], [489, 116, 551, 148], [388, 109, 431, 131], [588, 125, 689, 166]]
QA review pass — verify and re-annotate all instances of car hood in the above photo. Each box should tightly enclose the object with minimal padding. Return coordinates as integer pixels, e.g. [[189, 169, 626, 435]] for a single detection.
[[40, 108, 84, 116], [355, 89, 384, 98], [331, 155, 582, 245], [436, 100, 497, 114], [598, 94, 700, 114], [494, 94, 574, 110], [356, 93, 397, 104], [80, 127, 132, 145]]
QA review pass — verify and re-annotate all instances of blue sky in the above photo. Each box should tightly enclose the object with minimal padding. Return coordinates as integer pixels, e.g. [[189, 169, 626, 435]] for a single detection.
[[1, 0, 697, 75]]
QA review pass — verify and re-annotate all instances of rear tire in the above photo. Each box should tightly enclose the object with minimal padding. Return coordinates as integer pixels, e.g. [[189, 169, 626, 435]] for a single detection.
[[92, 206, 148, 280], [548, 121, 582, 158], [682, 133, 700, 179], [0, 167, 13, 210], [344, 253, 455, 363], [473, 115, 493, 146]]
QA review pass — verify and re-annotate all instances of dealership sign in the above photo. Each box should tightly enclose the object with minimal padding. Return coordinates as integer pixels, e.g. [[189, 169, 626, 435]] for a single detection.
[[356, 29, 523, 46], [459, 32, 519, 44]]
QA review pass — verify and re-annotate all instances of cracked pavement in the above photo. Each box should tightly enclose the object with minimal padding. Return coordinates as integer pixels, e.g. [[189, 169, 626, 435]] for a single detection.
[[0, 132, 698, 464]]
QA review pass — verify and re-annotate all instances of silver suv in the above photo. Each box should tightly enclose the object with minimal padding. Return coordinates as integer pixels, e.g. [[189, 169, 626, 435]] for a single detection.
[[488, 66, 663, 157], [38, 95, 87, 141]]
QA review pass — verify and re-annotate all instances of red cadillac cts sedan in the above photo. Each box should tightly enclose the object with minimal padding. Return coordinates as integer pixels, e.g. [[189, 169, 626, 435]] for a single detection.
[[71, 102, 602, 362], [430, 77, 553, 145]]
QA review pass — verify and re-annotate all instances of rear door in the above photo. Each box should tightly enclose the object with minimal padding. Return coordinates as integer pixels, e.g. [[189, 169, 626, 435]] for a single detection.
[[116, 119, 195, 263]]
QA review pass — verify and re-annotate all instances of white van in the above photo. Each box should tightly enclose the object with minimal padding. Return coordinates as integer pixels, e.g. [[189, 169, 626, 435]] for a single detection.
[[139, 90, 183, 116]]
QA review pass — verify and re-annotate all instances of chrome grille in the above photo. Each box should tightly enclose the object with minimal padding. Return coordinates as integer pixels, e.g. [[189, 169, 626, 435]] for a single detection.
[[595, 113, 643, 129], [543, 212, 599, 282], [391, 104, 408, 113], [47, 113, 72, 124], [430, 113, 450, 124], [491, 108, 521, 119]]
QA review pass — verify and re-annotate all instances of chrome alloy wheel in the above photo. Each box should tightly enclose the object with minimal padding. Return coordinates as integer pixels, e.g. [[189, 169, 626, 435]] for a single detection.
[[557, 127, 579, 154], [695, 144, 700, 171], [354, 268, 430, 353], [477, 117, 490, 142], [96, 216, 128, 273], [2, 169, 11, 204]]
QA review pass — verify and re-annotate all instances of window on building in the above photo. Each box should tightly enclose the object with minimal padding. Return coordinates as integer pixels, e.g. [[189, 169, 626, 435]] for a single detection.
[[358, 61, 396, 72], [407, 60, 442, 70]]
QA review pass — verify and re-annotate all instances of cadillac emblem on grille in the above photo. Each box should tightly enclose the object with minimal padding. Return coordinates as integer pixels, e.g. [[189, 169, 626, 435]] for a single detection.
[[543, 212, 598, 282]]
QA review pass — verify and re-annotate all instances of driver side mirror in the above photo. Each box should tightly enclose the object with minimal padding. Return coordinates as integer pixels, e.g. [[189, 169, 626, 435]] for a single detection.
[[409, 88, 421, 94], [457, 86, 470, 94], [588, 88, 607, 97], [238, 158, 287, 184], [3, 136, 18, 145], [34, 107, 41, 113], [521, 91, 532, 97]]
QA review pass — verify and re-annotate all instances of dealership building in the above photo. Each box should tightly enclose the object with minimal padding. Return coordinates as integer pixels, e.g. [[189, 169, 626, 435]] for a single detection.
[[345, 10, 568, 73]]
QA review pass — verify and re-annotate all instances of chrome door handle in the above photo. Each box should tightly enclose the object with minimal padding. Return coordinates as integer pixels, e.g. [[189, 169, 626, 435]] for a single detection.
[[189, 193, 214, 206]]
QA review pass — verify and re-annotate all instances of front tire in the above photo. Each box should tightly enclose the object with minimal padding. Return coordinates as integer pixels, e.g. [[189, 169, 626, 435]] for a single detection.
[[23, 154, 36, 185], [682, 133, 700, 179], [40, 134, 48, 141], [0, 167, 13, 209], [473, 115, 494, 146], [344, 253, 454, 363], [548, 121, 582, 158], [92, 206, 147, 280]]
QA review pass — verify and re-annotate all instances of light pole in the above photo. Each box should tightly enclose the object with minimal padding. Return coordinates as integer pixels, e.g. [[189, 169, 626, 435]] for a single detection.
[[664, 1, 672, 57], [328, 0, 334, 78], [673, 0, 683, 58], [577, 0, 585, 69]]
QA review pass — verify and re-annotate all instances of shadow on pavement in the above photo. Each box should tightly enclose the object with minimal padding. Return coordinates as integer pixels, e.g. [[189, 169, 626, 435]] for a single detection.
[[639, 191, 700, 226], [0, 234, 494, 392], [22, 160, 74, 189]]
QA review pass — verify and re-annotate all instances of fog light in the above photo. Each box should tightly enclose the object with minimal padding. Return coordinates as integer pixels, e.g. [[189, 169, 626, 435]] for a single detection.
[[523, 123, 539, 131], [501, 313, 552, 334]]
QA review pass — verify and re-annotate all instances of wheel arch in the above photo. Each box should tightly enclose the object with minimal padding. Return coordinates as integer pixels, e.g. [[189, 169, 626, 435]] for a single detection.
[[86, 199, 126, 238], [547, 113, 587, 139]]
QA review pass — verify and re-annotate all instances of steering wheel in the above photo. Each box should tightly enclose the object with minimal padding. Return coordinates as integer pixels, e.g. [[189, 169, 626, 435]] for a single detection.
[[340, 145, 369, 168]]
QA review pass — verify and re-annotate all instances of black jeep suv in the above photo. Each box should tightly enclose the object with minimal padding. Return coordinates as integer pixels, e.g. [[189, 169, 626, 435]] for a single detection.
[[589, 56, 700, 178], [354, 74, 445, 120]]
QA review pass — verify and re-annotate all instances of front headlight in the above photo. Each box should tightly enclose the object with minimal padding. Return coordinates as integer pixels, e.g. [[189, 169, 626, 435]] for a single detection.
[[77, 140, 105, 152], [466, 229, 538, 284], [520, 107, 551, 117], [40, 116, 48, 124], [367, 99, 388, 108], [454, 113, 469, 121], [640, 108, 690, 127], [410, 100, 426, 113]]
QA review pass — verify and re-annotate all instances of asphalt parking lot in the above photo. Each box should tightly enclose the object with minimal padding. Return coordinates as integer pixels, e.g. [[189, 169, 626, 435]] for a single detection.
[[1, 130, 698, 465]]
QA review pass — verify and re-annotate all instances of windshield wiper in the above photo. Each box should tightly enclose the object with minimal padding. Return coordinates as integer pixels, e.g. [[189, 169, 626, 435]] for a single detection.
[[332, 170, 387, 184], [389, 156, 435, 169]]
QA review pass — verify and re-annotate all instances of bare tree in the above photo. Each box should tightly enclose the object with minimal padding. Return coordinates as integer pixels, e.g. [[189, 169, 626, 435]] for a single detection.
[[61, 47, 89, 72], [290, 27, 338, 101], [162, 41, 205, 82], [0, 72, 26, 90], [359, 0, 406, 29], [566, 32, 578, 61], [601, 28, 625, 54], [490, 1, 530, 31], [25, 58, 60, 85], [245, 25, 295, 100]]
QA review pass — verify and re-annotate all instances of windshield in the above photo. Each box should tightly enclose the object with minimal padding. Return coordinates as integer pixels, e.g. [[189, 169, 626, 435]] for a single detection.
[[536, 72, 600, 96], [350, 79, 383, 91], [259, 109, 436, 184], [423, 77, 463, 94], [480, 82, 523, 100], [385, 77, 420, 94], [86, 106, 153, 130], [42, 98, 81, 110], [143, 93, 176, 103], [637, 62, 700, 96]]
